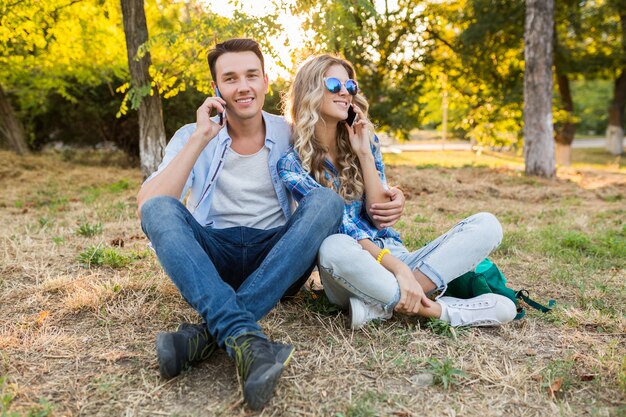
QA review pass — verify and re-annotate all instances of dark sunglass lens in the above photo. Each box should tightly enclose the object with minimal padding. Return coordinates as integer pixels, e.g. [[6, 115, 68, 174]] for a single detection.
[[346, 80, 358, 95], [325, 77, 342, 93]]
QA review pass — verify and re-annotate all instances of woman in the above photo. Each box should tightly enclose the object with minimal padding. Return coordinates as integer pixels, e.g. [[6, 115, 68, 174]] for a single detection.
[[278, 55, 517, 329]]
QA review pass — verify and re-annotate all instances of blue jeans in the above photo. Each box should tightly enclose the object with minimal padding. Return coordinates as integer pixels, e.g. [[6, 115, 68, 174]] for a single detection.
[[141, 187, 343, 351]]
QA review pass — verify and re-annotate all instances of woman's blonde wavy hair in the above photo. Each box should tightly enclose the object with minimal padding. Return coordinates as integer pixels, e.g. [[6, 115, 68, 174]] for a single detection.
[[283, 54, 374, 201]]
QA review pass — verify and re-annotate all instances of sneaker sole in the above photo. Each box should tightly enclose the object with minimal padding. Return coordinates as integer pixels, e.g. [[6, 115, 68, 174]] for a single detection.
[[156, 332, 178, 379], [244, 362, 285, 411], [276, 345, 295, 367], [349, 297, 365, 330]]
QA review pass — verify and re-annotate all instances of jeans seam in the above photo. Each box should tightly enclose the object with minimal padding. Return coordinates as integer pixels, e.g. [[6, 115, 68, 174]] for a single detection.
[[408, 219, 470, 288], [320, 265, 397, 311]]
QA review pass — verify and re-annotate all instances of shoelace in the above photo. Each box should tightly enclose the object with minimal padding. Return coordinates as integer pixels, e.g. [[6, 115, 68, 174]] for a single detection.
[[226, 333, 277, 381], [180, 326, 213, 362], [225, 335, 255, 381]]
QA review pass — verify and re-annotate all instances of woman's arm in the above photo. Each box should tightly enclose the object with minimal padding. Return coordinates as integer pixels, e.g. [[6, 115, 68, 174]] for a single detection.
[[346, 106, 390, 229], [358, 239, 433, 315]]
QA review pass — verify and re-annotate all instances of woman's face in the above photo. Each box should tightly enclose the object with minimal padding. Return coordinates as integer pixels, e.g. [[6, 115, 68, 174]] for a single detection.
[[319, 64, 353, 123]]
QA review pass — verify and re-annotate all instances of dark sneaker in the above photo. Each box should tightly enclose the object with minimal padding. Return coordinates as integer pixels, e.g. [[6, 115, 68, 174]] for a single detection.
[[228, 334, 295, 410], [156, 322, 217, 379]]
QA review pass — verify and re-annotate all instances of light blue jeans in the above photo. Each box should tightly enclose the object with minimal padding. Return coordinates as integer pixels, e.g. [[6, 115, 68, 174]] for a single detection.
[[141, 187, 343, 352], [318, 212, 503, 313]]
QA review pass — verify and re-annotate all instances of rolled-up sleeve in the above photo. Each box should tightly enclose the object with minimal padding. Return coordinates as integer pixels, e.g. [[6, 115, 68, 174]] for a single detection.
[[372, 135, 388, 189], [143, 125, 195, 200]]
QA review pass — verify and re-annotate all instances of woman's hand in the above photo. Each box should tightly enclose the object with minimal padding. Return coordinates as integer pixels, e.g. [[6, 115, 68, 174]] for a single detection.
[[345, 105, 371, 158], [393, 263, 429, 315]]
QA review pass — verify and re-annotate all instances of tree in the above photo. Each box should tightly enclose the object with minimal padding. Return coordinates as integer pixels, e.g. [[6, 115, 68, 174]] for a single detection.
[[605, 1, 626, 155], [0, 0, 126, 153], [0, 85, 28, 154], [120, 0, 166, 178], [431, 0, 526, 147], [523, 0, 555, 177], [553, 0, 585, 166]]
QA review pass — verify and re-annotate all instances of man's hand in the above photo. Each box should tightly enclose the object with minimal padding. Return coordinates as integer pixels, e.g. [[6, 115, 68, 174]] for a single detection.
[[193, 96, 227, 143], [393, 264, 432, 315], [369, 187, 406, 228]]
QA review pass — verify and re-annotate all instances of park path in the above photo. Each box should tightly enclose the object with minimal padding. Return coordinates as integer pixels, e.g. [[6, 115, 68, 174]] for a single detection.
[[381, 137, 621, 153]]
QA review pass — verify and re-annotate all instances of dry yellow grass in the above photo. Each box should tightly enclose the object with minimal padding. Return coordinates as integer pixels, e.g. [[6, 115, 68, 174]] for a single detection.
[[0, 149, 624, 416]]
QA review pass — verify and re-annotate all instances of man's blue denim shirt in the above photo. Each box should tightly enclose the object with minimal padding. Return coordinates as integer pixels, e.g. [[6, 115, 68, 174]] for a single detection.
[[144, 111, 293, 227]]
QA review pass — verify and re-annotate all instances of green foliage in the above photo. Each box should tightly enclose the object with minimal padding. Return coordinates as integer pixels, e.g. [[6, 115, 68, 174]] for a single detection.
[[617, 356, 626, 393], [0, 0, 127, 119], [299, 290, 341, 316], [0, 375, 15, 416], [572, 79, 612, 135], [542, 358, 577, 396], [423, 357, 468, 390], [77, 245, 141, 268], [0, 376, 52, 417], [426, 318, 466, 339], [336, 391, 388, 417], [412, 214, 429, 223], [76, 222, 103, 237], [82, 179, 132, 204]]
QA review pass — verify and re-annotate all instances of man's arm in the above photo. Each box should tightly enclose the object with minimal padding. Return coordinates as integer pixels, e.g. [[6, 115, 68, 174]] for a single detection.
[[136, 96, 226, 216], [369, 187, 406, 228]]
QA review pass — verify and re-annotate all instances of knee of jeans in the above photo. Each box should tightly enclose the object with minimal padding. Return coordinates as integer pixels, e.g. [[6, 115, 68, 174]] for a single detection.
[[473, 212, 503, 249], [318, 234, 356, 269], [140, 196, 183, 231], [307, 188, 343, 224]]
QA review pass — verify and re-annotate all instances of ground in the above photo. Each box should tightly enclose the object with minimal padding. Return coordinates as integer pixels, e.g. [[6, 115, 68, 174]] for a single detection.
[[0, 149, 624, 416]]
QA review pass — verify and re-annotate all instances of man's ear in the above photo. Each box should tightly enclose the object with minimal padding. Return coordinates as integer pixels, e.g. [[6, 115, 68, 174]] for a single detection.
[[211, 81, 217, 95], [264, 73, 269, 93]]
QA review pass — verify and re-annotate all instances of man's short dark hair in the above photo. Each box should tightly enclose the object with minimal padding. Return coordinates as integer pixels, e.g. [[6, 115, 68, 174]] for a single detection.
[[207, 38, 265, 81]]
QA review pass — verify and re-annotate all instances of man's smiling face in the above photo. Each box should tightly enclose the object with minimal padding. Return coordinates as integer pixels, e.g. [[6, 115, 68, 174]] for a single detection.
[[213, 51, 269, 122]]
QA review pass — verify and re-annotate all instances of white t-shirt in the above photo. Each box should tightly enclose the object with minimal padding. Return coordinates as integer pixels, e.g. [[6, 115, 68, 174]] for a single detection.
[[207, 146, 284, 229]]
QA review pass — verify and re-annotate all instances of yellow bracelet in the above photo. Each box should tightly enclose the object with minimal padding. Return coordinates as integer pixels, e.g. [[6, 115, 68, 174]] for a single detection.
[[376, 248, 390, 264]]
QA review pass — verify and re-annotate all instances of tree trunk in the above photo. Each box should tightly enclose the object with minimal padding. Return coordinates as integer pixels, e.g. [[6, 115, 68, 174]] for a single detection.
[[555, 142, 572, 167], [120, 0, 166, 178], [606, 72, 625, 155], [606, 11, 626, 155], [555, 71, 575, 165], [523, 0, 555, 177], [0, 85, 30, 155]]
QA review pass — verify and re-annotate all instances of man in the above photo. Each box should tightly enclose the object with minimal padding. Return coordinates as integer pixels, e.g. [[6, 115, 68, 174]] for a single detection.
[[138, 39, 404, 410]]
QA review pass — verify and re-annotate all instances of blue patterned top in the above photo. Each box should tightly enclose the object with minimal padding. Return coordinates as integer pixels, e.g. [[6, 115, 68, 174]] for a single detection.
[[277, 137, 401, 243]]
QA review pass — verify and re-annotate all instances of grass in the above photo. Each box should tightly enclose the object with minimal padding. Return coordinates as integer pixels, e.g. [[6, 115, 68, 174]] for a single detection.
[[0, 149, 624, 416], [423, 357, 468, 390], [382, 147, 625, 172], [76, 222, 103, 237]]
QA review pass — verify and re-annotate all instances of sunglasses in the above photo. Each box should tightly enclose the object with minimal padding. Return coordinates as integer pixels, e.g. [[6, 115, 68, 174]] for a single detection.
[[323, 77, 358, 95]]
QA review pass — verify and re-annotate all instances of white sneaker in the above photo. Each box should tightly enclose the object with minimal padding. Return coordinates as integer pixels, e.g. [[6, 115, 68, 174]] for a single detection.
[[438, 293, 517, 327], [349, 297, 393, 329]]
